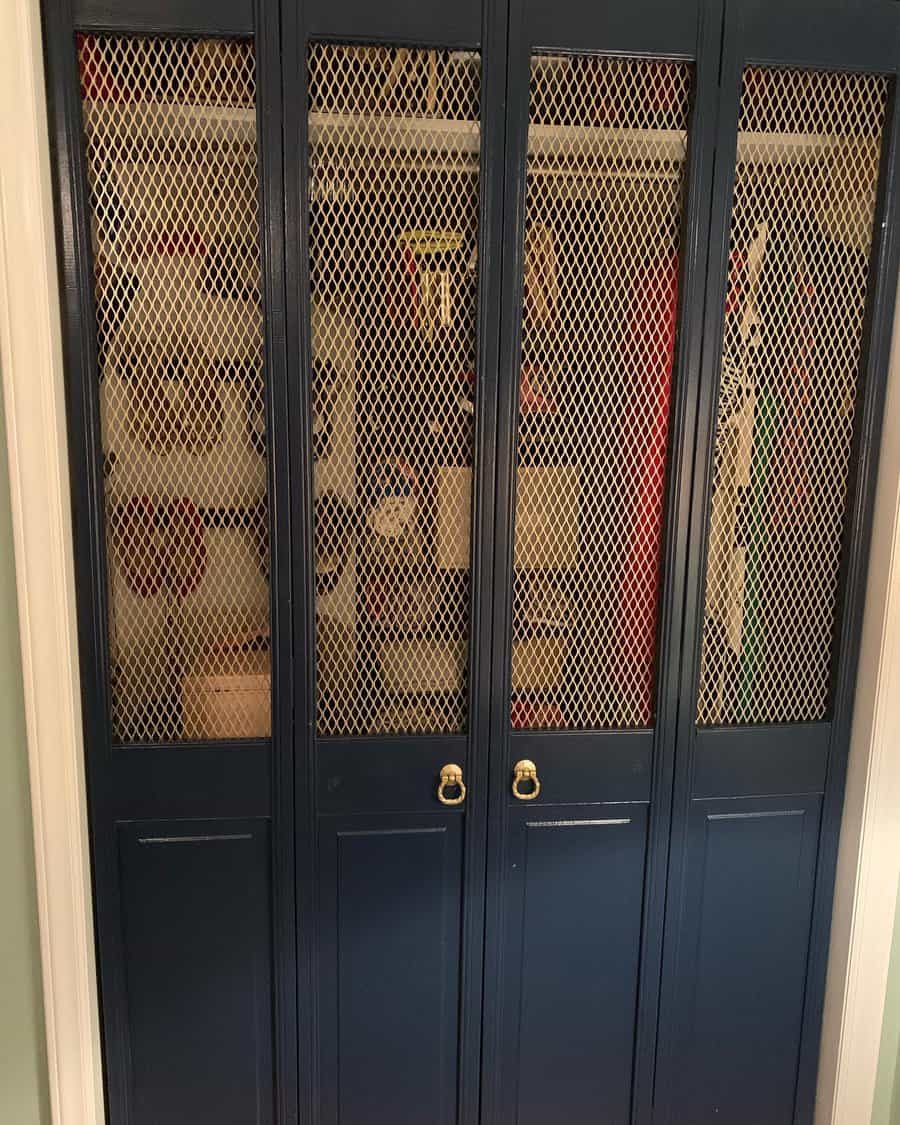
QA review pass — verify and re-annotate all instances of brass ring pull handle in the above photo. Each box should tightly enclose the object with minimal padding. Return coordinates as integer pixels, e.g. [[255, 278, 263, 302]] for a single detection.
[[437, 763, 466, 806], [512, 759, 541, 801]]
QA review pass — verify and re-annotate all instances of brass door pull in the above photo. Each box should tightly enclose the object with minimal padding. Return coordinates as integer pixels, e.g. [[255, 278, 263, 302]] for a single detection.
[[437, 763, 466, 806], [512, 759, 541, 801]]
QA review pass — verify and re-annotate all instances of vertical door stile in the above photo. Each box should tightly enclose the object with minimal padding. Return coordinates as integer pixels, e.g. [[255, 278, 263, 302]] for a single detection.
[[280, 1, 318, 1121], [480, 1, 531, 1119], [253, 1, 297, 1121], [459, 2, 511, 1121], [653, 10, 747, 1121], [632, 4, 726, 1119]]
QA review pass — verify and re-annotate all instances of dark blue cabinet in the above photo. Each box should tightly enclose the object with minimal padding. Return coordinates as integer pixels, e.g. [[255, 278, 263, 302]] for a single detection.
[[654, 4, 900, 1123], [41, 0, 900, 1123]]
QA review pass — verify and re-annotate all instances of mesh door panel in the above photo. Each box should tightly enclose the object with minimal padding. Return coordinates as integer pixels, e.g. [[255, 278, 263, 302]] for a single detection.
[[510, 55, 692, 731], [78, 34, 269, 743], [308, 45, 481, 736], [696, 67, 889, 727]]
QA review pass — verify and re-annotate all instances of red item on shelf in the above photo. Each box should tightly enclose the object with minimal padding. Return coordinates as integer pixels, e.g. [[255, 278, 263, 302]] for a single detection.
[[616, 253, 679, 723], [152, 229, 208, 257], [165, 498, 207, 599], [77, 34, 122, 103], [648, 60, 682, 115], [111, 496, 207, 599], [511, 699, 565, 730], [616, 249, 747, 721], [112, 495, 165, 598], [519, 365, 556, 415]]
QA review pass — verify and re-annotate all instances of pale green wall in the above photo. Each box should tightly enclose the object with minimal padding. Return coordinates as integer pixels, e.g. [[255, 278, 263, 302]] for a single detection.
[[0, 388, 50, 1125], [873, 878, 900, 1125]]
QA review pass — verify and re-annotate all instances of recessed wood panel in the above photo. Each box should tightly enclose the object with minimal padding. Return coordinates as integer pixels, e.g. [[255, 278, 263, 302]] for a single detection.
[[498, 808, 649, 1125], [117, 821, 273, 1125], [663, 797, 822, 1125], [318, 815, 464, 1125]]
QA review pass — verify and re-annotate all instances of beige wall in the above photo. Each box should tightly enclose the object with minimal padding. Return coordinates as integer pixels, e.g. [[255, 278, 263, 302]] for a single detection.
[[0, 386, 50, 1125]]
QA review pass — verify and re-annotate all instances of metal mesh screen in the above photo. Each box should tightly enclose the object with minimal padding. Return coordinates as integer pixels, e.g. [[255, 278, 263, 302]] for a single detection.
[[509, 55, 692, 731], [307, 44, 481, 736], [78, 34, 270, 743], [697, 66, 888, 726]]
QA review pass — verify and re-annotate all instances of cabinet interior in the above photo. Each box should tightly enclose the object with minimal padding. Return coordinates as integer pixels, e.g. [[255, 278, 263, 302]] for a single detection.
[[79, 39, 888, 744]]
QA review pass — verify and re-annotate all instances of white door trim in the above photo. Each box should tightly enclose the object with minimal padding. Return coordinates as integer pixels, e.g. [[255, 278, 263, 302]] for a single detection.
[[0, 1, 104, 1124], [815, 280, 900, 1125], [1, 2, 898, 1124]]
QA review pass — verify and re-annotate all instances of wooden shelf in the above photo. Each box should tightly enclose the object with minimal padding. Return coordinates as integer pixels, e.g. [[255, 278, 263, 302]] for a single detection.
[[309, 112, 481, 155], [527, 122, 687, 163], [84, 102, 868, 170], [83, 101, 257, 143], [309, 115, 859, 168]]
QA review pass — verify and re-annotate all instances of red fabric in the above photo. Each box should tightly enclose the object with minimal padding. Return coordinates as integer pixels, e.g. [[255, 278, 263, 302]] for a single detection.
[[165, 498, 207, 599], [113, 496, 164, 598], [510, 700, 564, 730], [617, 254, 679, 722], [77, 34, 122, 102], [112, 496, 206, 599], [616, 250, 747, 720], [152, 230, 207, 257]]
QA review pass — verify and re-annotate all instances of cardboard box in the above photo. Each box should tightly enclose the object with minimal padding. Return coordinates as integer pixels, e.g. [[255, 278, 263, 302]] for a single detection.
[[183, 649, 270, 739], [511, 634, 568, 693], [435, 466, 473, 569], [436, 464, 580, 570], [379, 638, 466, 694], [514, 465, 580, 569]]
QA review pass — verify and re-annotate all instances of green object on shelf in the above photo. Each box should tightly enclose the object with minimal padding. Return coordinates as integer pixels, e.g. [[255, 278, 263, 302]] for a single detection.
[[738, 382, 779, 716]]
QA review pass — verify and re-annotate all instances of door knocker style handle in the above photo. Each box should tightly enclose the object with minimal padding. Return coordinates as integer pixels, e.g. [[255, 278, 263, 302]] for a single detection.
[[437, 763, 466, 806], [512, 759, 541, 801]]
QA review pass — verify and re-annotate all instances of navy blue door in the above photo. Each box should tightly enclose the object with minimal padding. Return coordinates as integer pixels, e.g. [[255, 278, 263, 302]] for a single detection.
[[655, 3, 900, 1123], [44, 13, 293, 1125], [479, 4, 723, 1125], [286, 4, 509, 1123]]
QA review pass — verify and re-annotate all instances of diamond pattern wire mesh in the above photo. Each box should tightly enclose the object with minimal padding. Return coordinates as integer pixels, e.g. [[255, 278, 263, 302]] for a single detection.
[[510, 55, 692, 731], [307, 44, 481, 736], [697, 66, 888, 726], [77, 34, 270, 743]]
